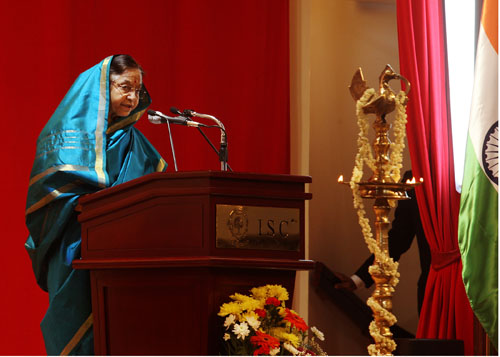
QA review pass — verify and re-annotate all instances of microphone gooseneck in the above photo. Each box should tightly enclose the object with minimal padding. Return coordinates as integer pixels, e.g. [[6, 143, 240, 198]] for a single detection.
[[148, 109, 206, 127], [187, 110, 228, 171], [150, 107, 232, 172]]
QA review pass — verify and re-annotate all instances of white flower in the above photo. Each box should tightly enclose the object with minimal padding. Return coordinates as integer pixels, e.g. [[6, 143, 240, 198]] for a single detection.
[[310, 326, 325, 341], [245, 315, 261, 331], [224, 314, 236, 330], [269, 347, 280, 356], [223, 333, 231, 341], [232, 322, 250, 340], [284, 342, 300, 355]]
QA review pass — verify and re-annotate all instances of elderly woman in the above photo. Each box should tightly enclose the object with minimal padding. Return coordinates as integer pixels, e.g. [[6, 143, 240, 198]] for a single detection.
[[25, 55, 167, 355]]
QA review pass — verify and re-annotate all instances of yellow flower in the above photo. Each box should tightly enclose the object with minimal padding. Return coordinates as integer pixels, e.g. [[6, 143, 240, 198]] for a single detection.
[[269, 327, 300, 347], [250, 284, 288, 302], [230, 292, 249, 302], [281, 332, 300, 347], [268, 326, 287, 336], [267, 285, 289, 301], [218, 302, 242, 317], [250, 286, 267, 299], [276, 306, 286, 317], [240, 297, 261, 312]]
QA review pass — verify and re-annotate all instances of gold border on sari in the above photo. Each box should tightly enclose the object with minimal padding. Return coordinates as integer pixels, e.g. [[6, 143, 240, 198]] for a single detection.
[[28, 165, 89, 186], [156, 157, 167, 172], [59, 314, 93, 356], [95, 56, 112, 188], [25, 183, 77, 216], [106, 108, 145, 135]]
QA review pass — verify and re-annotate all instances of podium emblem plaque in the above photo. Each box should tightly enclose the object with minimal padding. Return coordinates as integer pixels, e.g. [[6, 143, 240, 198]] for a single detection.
[[216, 204, 300, 251]]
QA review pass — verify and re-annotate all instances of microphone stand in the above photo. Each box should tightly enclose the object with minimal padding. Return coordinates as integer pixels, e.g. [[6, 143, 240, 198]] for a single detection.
[[196, 127, 233, 172], [190, 112, 229, 171], [218, 129, 228, 171], [169, 107, 231, 171], [165, 120, 178, 171]]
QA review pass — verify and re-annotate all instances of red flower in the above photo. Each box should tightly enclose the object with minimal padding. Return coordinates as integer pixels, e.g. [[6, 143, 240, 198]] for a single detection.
[[265, 297, 281, 306], [251, 331, 280, 356], [255, 308, 267, 318], [253, 346, 269, 356], [283, 308, 308, 332]]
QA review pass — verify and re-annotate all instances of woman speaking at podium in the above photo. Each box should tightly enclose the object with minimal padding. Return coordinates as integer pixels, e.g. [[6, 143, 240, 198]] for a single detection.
[[24, 55, 167, 355]]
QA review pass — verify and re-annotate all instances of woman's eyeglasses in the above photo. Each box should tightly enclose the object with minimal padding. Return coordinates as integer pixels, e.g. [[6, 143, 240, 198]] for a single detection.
[[111, 81, 145, 99]]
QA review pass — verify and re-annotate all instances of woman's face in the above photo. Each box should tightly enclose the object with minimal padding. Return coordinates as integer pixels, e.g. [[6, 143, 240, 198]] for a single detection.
[[109, 68, 142, 121]]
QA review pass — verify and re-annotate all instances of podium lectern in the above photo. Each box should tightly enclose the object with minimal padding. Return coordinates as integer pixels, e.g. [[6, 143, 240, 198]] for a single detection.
[[73, 171, 313, 355]]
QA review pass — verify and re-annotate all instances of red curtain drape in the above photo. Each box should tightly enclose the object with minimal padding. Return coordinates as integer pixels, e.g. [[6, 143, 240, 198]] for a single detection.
[[396, 0, 475, 354], [1, 1, 289, 354]]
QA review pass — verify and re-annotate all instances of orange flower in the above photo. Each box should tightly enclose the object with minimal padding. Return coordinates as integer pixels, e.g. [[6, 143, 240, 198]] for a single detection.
[[250, 331, 280, 356], [283, 308, 308, 332]]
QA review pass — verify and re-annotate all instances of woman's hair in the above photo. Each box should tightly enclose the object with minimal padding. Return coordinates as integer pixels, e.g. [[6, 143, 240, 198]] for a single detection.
[[109, 54, 144, 77]]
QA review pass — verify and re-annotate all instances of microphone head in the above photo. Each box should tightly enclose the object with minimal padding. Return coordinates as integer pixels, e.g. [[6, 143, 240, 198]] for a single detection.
[[170, 107, 182, 115], [183, 109, 194, 117], [148, 114, 162, 125]]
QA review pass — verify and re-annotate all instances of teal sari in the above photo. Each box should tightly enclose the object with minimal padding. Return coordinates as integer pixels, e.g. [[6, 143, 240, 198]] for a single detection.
[[25, 56, 167, 355]]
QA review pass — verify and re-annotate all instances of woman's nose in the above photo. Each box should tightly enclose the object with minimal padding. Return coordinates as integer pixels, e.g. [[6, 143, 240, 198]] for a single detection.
[[127, 90, 139, 100]]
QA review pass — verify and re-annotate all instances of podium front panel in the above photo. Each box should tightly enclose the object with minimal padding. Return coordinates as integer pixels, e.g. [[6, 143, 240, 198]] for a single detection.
[[90, 265, 298, 355], [75, 171, 313, 355]]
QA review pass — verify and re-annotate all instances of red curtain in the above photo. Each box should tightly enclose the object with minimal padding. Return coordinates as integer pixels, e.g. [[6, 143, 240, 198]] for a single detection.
[[396, 0, 475, 354], [1, 1, 289, 354]]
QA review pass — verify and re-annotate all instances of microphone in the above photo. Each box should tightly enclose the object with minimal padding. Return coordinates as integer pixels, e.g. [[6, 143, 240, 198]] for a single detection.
[[170, 107, 194, 118], [170, 107, 183, 116], [169, 108, 225, 132], [171, 107, 228, 171], [148, 110, 188, 125], [147, 109, 206, 128]]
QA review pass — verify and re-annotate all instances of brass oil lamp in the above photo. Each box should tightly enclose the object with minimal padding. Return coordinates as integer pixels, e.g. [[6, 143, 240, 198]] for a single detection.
[[342, 65, 419, 356]]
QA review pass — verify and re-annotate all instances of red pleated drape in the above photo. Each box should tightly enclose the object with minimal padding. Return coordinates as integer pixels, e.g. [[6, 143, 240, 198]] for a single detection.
[[396, 0, 475, 354], [1, 0, 289, 354]]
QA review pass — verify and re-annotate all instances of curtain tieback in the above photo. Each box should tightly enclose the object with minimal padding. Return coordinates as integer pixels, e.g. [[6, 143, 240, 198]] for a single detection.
[[430, 249, 461, 270]]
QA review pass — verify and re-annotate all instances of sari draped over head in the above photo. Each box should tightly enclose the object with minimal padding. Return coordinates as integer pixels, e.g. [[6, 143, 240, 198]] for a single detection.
[[25, 56, 167, 355]]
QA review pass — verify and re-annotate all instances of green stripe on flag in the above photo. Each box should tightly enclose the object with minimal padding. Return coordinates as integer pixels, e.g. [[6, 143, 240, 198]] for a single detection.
[[459, 135, 498, 347]]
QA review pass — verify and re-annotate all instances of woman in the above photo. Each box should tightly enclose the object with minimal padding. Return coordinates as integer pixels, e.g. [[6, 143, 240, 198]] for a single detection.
[[25, 55, 167, 355]]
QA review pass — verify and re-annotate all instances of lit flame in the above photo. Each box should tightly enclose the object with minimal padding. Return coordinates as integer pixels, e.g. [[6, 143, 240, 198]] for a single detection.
[[406, 177, 416, 184], [338, 175, 344, 183], [419, 177, 424, 182]]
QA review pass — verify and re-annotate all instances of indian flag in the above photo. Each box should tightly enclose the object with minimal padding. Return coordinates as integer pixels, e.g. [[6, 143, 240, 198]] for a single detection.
[[458, 0, 498, 348]]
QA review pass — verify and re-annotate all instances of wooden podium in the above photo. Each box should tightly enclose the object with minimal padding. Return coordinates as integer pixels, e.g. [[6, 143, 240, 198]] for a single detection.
[[73, 171, 313, 355]]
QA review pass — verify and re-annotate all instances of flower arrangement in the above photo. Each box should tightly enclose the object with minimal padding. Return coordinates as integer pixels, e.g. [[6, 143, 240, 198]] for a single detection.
[[218, 284, 327, 356]]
